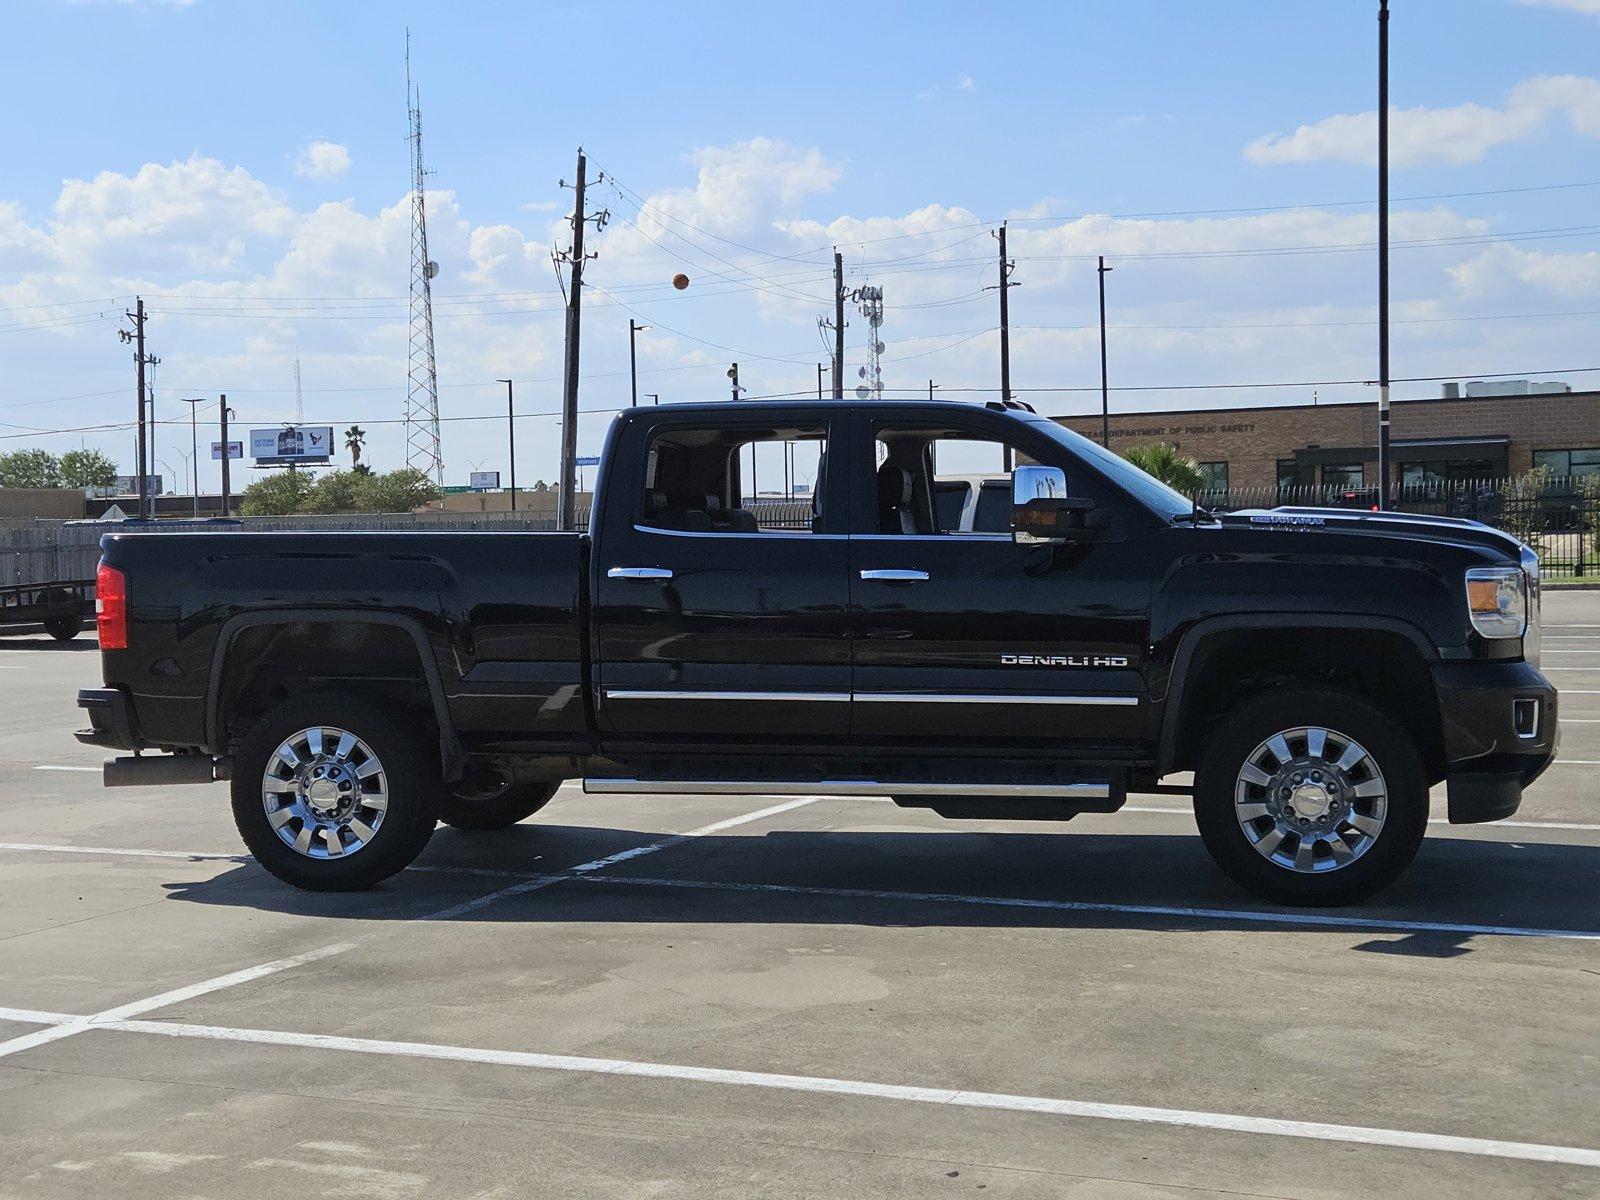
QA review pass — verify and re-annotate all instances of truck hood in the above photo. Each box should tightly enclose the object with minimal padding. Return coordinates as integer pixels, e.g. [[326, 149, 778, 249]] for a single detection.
[[1219, 506, 1526, 561]]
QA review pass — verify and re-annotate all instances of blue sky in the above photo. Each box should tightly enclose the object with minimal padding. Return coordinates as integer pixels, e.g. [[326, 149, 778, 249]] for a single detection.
[[2, 0, 1599, 491]]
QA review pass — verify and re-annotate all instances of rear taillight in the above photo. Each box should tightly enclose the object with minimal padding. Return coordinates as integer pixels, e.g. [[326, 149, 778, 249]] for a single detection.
[[96, 561, 128, 651]]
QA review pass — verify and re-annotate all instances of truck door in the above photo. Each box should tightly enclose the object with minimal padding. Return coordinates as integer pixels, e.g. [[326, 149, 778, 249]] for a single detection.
[[846, 408, 1151, 750], [592, 411, 852, 743]]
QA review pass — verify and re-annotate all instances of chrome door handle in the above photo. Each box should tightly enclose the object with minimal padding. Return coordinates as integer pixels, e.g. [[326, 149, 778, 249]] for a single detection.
[[608, 566, 674, 581], [859, 569, 929, 582]]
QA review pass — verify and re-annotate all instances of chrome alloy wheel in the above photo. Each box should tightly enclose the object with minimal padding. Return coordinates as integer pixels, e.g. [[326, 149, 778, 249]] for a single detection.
[[261, 726, 388, 859], [1233, 726, 1388, 874]]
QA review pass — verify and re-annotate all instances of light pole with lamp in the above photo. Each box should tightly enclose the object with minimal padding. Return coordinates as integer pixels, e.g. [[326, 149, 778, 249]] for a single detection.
[[179, 398, 206, 516], [497, 378, 517, 510], [628, 321, 650, 407]]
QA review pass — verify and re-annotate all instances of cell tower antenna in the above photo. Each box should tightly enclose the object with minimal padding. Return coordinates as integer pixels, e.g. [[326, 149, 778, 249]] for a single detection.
[[404, 29, 444, 484], [293, 355, 304, 426]]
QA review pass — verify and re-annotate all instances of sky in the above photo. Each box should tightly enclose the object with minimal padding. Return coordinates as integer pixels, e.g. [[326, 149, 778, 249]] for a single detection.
[[2, 0, 1599, 494]]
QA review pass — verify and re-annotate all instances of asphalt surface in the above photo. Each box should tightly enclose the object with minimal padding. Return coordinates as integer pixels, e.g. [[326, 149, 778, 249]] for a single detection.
[[0, 595, 1596, 1198]]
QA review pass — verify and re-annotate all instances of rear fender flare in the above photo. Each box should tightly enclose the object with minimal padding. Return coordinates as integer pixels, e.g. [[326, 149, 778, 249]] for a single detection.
[[205, 609, 463, 778]]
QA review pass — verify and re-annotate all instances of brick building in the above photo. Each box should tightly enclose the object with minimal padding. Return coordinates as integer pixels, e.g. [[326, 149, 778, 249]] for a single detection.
[[1055, 384, 1600, 493]]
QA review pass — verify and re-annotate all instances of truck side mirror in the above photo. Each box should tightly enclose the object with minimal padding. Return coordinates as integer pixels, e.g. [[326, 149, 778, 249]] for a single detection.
[[1012, 465, 1095, 544]]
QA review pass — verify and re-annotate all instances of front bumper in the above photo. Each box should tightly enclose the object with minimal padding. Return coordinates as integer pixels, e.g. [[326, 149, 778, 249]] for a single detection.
[[1432, 660, 1559, 824], [76, 687, 142, 752]]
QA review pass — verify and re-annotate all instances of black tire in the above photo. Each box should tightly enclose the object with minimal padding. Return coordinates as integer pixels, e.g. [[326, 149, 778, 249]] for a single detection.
[[438, 775, 558, 831], [231, 692, 439, 891], [1193, 687, 1428, 906], [44, 613, 82, 641]]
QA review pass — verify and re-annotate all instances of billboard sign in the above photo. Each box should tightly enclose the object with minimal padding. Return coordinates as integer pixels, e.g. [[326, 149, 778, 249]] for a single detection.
[[468, 471, 501, 491], [99, 475, 164, 497], [211, 441, 244, 460], [250, 426, 334, 465]]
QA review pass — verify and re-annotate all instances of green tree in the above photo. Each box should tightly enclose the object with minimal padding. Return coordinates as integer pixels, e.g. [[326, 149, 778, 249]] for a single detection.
[[357, 467, 442, 513], [59, 448, 119, 489], [343, 425, 367, 470], [303, 469, 364, 514], [1122, 442, 1205, 495], [0, 448, 63, 488], [238, 470, 316, 516]]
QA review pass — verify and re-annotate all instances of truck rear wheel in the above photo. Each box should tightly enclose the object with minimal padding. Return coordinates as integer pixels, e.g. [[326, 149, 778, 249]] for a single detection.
[[231, 693, 439, 891], [438, 773, 558, 831], [1193, 688, 1428, 906]]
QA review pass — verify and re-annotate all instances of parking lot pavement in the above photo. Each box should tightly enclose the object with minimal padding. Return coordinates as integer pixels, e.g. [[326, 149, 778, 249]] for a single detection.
[[0, 596, 1596, 1197]]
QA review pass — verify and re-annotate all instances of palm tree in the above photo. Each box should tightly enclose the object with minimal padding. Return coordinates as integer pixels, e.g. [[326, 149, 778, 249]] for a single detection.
[[343, 425, 366, 470], [1123, 442, 1205, 495]]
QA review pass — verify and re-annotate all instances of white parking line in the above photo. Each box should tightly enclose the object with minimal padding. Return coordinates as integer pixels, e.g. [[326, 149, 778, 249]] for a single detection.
[[575, 874, 1600, 943], [0, 942, 354, 1060], [0, 1012, 1588, 1168], [0, 796, 822, 1061], [4, 835, 1595, 941], [32, 764, 99, 773]]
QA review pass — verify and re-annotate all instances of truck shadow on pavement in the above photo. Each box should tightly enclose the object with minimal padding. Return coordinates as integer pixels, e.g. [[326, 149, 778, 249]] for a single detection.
[[161, 825, 1600, 957]]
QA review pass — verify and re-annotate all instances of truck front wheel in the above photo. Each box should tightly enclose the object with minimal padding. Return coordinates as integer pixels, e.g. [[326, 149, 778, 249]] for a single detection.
[[438, 773, 558, 831], [1193, 688, 1428, 906], [231, 693, 439, 891]]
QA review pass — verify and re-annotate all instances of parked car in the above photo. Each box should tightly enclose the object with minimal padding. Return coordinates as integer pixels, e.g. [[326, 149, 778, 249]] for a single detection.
[[77, 399, 1557, 904]]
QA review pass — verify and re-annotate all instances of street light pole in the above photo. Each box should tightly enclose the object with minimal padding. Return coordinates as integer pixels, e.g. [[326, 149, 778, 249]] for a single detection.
[[1377, 0, 1392, 510], [218, 396, 233, 518], [180, 398, 205, 517], [1097, 256, 1114, 449], [498, 378, 516, 511], [628, 320, 649, 407]]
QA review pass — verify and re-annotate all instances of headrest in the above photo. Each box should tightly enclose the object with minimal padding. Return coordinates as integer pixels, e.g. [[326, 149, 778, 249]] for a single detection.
[[876, 462, 913, 508], [703, 493, 723, 513]]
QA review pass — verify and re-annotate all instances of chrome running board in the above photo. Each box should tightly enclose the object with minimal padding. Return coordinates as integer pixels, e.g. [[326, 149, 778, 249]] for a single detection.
[[581, 778, 1112, 800]]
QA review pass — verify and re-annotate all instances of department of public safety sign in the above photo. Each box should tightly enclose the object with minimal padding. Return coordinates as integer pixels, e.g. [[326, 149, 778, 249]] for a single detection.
[[250, 426, 333, 465]]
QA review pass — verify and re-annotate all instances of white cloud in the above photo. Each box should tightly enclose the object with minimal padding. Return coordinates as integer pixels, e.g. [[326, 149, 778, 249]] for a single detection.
[[1518, 0, 1600, 15], [3, 139, 1598, 489], [958, 75, 976, 93], [294, 139, 351, 181], [1245, 74, 1600, 166], [1449, 243, 1600, 297]]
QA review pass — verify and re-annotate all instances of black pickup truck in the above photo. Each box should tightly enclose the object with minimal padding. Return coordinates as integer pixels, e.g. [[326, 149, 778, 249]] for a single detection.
[[78, 399, 1558, 904]]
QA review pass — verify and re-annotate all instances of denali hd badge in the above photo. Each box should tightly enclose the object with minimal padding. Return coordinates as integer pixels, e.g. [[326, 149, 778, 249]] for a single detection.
[[1001, 653, 1130, 668]]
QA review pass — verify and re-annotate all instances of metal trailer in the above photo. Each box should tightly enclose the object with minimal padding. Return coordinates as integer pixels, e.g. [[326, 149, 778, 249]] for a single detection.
[[0, 578, 92, 640]]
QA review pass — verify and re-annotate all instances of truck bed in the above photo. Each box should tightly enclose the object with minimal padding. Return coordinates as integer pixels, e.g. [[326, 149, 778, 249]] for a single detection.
[[98, 529, 590, 753]]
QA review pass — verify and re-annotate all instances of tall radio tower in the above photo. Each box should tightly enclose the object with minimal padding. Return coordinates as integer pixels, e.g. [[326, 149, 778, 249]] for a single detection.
[[293, 355, 304, 425], [404, 32, 443, 484]]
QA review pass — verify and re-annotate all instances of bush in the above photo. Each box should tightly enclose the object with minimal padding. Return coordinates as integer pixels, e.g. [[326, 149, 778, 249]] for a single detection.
[[356, 467, 442, 513], [238, 470, 316, 516], [237, 467, 441, 516]]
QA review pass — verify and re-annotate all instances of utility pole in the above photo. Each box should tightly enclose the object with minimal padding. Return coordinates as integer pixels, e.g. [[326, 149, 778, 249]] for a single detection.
[[1377, 0, 1392, 510], [556, 148, 605, 530], [1098, 256, 1113, 449], [219, 396, 233, 518], [816, 363, 825, 400], [929, 379, 937, 402], [628, 320, 649, 407], [118, 297, 157, 520], [499, 378, 516, 510], [727, 362, 741, 402], [833, 249, 845, 399], [993, 224, 1018, 469]]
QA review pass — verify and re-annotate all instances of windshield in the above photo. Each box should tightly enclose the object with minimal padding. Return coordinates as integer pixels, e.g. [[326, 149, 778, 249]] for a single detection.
[[1018, 414, 1195, 520]]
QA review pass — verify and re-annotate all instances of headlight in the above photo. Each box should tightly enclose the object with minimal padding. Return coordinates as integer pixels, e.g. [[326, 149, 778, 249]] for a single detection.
[[1465, 566, 1527, 639]]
